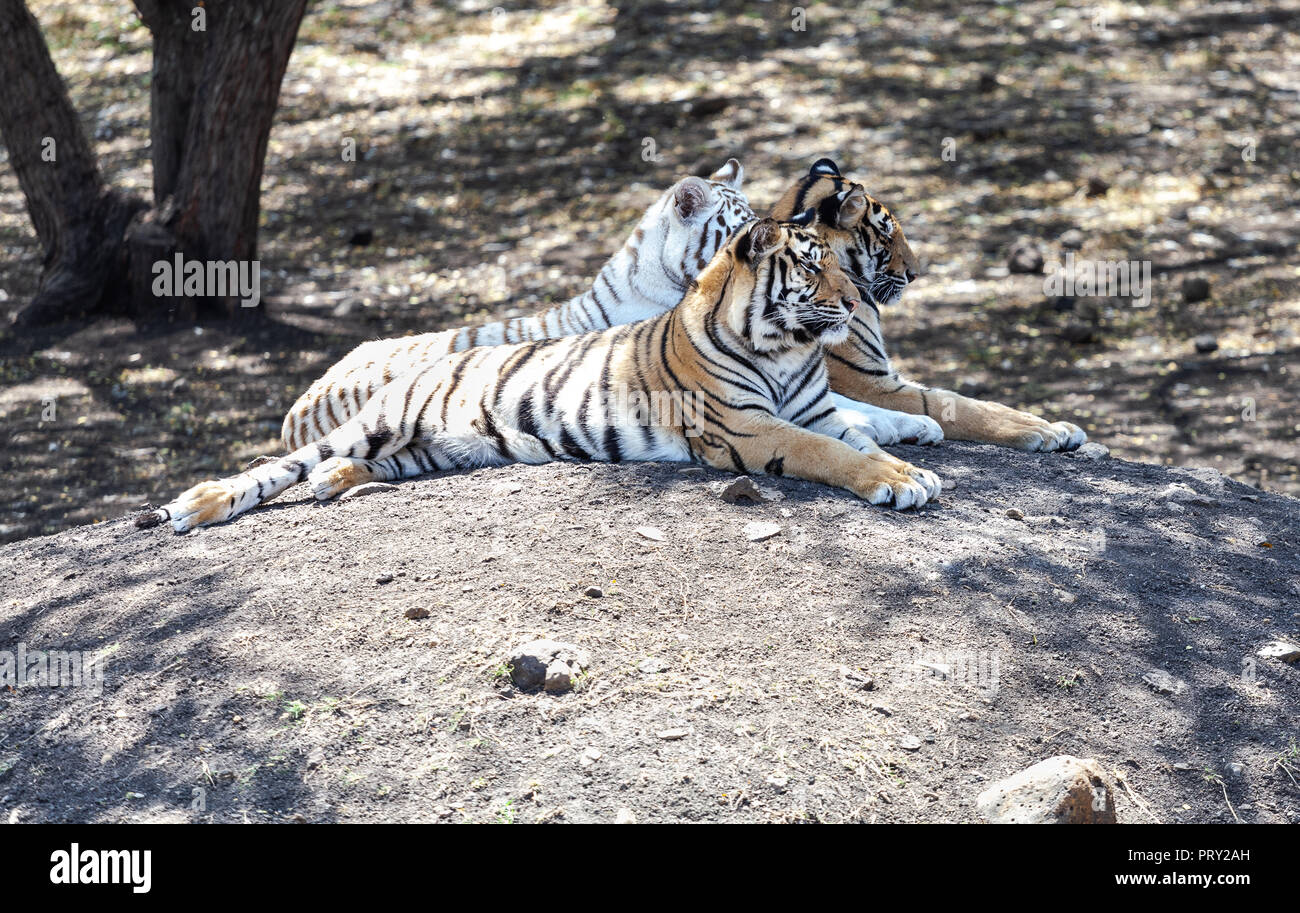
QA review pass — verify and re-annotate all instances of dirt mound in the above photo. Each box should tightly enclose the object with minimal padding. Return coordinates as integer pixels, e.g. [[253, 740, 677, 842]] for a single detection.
[[1, 444, 1297, 823]]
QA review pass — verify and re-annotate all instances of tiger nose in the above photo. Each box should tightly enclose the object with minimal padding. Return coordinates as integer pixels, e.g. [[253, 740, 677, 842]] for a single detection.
[[843, 297, 860, 312], [904, 268, 918, 283]]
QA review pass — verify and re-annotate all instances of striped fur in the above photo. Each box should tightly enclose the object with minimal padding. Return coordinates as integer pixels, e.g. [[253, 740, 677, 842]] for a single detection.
[[772, 158, 1088, 452], [280, 159, 754, 450], [148, 217, 941, 532]]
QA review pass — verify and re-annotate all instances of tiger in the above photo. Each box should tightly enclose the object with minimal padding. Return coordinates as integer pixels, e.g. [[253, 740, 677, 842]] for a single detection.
[[280, 159, 754, 451], [143, 214, 942, 533], [772, 158, 1088, 452]]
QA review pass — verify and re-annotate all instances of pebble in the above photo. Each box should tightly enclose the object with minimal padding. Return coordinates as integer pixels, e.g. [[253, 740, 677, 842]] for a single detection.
[[615, 808, 636, 824], [1142, 669, 1189, 695], [583, 586, 604, 598], [1256, 641, 1300, 663], [339, 482, 397, 500], [1058, 228, 1086, 250], [507, 639, 590, 693], [403, 607, 431, 620], [634, 526, 665, 542], [899, 735, 923, 751], [1073, 442, 1110, 460], [1005, 508, 1025, 521], [743, 521, 782, 542], [1193, 334, 1219, 354], [656, 728, 689, 740], [719, 476, 768, 504], [637, 658, 668, 674]]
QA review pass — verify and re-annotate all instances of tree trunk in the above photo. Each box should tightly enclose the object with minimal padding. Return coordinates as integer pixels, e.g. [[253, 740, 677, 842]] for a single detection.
[[0, 0, 146, 326], [0, 0, 308, 328]]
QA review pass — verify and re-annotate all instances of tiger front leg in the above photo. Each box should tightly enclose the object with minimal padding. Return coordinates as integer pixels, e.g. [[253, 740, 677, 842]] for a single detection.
[[827, 360, 1086, 452], [698, 418, 939, 510], [798, 408, 941, 505]]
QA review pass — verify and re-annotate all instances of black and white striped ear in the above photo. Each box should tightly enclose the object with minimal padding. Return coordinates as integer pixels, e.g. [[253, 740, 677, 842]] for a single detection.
[[786, 206, 817, 229], [708, 157, 744, 190], [672, 177, 711, 221], [809, 158, 841, 178], [735, 218, 783, 264]]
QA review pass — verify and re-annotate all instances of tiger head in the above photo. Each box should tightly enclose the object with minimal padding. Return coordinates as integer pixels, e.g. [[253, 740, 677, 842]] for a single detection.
[[725, 212, 862, 351], [769, 158, 919, 307], [651, 158, 755, 287]]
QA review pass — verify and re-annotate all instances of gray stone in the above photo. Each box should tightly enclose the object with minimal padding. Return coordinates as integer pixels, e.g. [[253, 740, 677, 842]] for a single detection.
[[1058, 228, 1086, 250], [1256, 641, 1300, 663], [719, 476, 768, 504], [583, 585, 604, 598], [743, 521, 782, 542], [1073, 442, 1110, 460], [976, 756, 1117, 823], [507, 639, 590, 692], [340, 482, 398, 500], [1142, 669, 1188, 695]]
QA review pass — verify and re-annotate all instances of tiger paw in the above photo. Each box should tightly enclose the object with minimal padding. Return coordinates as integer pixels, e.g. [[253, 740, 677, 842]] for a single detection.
[[309, 457, 375, 501], [162, 479, 240, 532], [1002, 414, 1087, 452], [853, 455, 942, 510]]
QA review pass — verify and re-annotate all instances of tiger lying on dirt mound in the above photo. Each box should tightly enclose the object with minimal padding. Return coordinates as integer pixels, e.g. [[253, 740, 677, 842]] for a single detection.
[[771, 158, 1087, 452], [280, 159, 940, 452], [143, 215, 941, 532]]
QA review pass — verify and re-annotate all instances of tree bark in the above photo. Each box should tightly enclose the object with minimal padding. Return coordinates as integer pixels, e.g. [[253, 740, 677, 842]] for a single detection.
[[0, 0, 146, 326], [0, 0, 308, 328]]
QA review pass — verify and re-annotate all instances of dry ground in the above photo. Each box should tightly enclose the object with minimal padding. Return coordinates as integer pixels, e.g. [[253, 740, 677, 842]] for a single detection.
[[1, 0, 1298, 543], [0, 445, 1297, 823]]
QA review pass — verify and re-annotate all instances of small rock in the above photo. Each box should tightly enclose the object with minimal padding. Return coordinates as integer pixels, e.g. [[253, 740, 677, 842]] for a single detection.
[[348, 226, 374, 247], [1142, 669, 1189, 695], [743, 521, 782, 542], [976, 756, 1116, 823], [1005, 508, 1025, 521], [634, 526, 665, 542], [615, 808, 637, 824], [1256, 641, 1300, 663], [1073, 442, 1110, 460], [1181, 277, 1211, 303], [637, 658, 668, 674], [1224, 762, 1246, 780], [376, 574, 394, 585], [720, 475, 767, 504], [507, 639, 590, 692], [841, 668, 875, 691], [579, 747, 602, 767], [1058, 228, 1086, 250], [656, 728, 689, 740], [403, 607, 430, 620], [899, 735, 923, 751], [1193, 334, 1219, 354], [583, 586, 604, 598], [339, 482, 397, 500], [766, 773, 790, 789], [1007, 240, 1044, 274]]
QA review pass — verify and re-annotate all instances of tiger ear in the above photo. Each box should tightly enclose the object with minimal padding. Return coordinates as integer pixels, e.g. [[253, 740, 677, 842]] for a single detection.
[[735, 218, 783, 264], [708, 157, 744, 190], [835, 187, 868, 228], [672, 177, 711, 222], [786, 206, 817, 229], [809, 158, 841, 178]]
